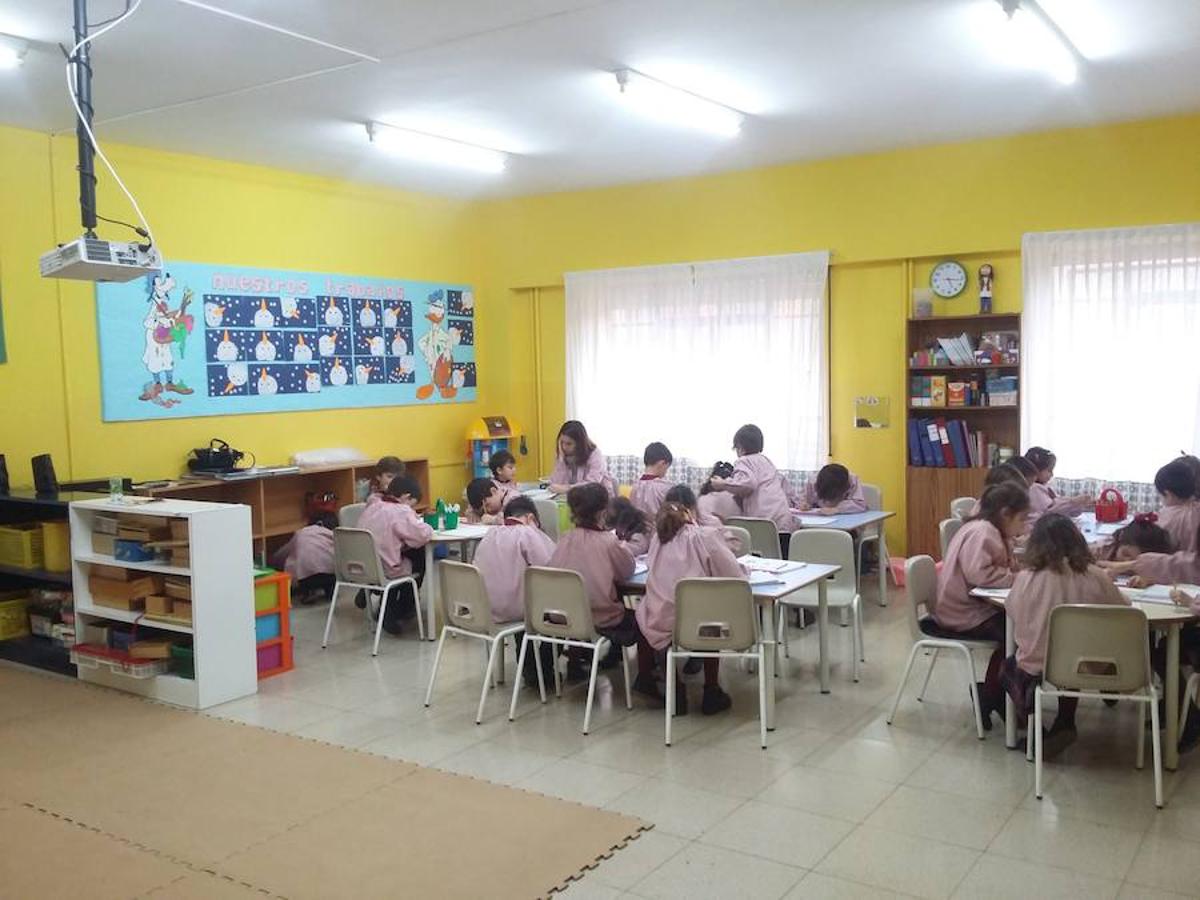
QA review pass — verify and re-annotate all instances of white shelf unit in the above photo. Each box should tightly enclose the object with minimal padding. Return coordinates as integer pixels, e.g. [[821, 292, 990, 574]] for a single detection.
[[69, 498, 258, 710]]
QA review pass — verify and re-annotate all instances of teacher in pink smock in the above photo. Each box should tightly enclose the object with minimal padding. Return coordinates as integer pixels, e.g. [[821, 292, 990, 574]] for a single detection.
[[548, 420, 616, 496]]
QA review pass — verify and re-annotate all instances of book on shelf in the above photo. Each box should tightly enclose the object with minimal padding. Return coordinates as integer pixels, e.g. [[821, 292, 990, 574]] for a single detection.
[[907, 417, 1013, 468], [910, 375, 990, 407]]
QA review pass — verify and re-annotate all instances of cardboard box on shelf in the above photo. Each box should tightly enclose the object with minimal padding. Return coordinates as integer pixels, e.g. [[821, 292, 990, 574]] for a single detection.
[[130, 639, 174, 659], [145, 595, 173, 616], [90, 563, 135, 581], [88, 574, 162, 608], [91, 532, 116, 556], [172, 601, 192, 622], [172, 546, 190, 568], [79, 622, 111, 645], [93, 515, 119, 535], [169, 519, 188, 542], [117, 514, 172, 530], [116, 525, 172, 543], [163, 577, 191, 602], [92, 593, 145, 612]]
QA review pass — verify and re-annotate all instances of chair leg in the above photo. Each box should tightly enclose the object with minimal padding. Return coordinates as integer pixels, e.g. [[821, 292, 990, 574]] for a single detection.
[[1034, 686, 1044, 798], [887, 642, 921, 725], [850, 603, 860, 683], [423, 627, 449, 707], [1179, 675, 1198, 737], [321, 581, 344, 648], [917, 648, 940, 701], [1150, 691, 1163, 809], [621, 645, 633, 711], [508, 635, 530, 721], [476, 638, 502, 725], [857, 597, 866, 663], [553, 645, 562, 698], [1137, 695, 1146, 770], [582, 641, 603, 735], [758, 646, 768, 750], [958, 646, 984, 740], [535, 639, 549, 704], [409, 578, 425, 641], [372, 589, 389, 657], [665, 649, 676, 746]]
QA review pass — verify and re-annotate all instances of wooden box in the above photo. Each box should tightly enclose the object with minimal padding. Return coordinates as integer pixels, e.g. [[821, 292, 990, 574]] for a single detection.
[[163, 577, 192, 601], [145, 595, 173, 616], [91, 532, 116, 555]]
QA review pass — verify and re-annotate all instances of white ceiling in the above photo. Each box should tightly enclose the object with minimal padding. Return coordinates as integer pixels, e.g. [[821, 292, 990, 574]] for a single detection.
[[1, 0, 1199, 198]]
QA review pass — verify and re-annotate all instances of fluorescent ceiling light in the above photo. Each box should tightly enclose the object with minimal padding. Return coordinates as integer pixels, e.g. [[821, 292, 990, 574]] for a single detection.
[[366, 122, 507, 174], [614, 68, 744, 138], [996, 0, 1080, 85], [0, 34, 28, 70]]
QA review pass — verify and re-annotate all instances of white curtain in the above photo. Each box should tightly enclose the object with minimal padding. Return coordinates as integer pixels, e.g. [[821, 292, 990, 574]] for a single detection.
[[565, 251, 830, 471], [1023, 224, 1200, 480]]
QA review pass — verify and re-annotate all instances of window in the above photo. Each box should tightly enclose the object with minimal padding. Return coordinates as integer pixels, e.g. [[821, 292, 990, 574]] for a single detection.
[[565, 252, 830, 470], [1022, 224, 1200, 480]]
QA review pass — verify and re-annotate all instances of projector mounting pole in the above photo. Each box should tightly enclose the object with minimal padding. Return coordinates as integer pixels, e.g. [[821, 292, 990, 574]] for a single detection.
[[71, 0, 98, 237]]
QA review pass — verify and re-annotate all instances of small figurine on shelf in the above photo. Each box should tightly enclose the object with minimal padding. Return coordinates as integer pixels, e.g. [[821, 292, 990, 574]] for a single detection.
[[978, 264, 994, 314]]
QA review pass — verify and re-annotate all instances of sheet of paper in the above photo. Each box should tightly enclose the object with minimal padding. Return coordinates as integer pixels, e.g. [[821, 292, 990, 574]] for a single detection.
[[737, 556, 805, 574], [795, 515, 838, 527], [632, 561, 648, 577], [972, 588, 1010, 599], [748, 571, 785, 586]]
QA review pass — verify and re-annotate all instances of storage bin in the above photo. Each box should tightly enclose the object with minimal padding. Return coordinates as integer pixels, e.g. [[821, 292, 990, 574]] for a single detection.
[[255, 612, 281, 642], [0, 597, 30, 641], [257, 642, 282, 673], [254, 571, 288, 612], [0, 524, 44, 569], [41, 522, 71, 572], [170, 644, 195, 679]]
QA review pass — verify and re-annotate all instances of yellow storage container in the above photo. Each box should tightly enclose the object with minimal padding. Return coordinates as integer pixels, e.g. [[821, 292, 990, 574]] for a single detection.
[[41, 522, 71, 573], [0, 597, 30, 641], [0, 524, 44, 570]]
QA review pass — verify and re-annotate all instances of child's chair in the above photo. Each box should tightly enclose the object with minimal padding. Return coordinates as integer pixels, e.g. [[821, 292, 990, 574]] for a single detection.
[[723, 525, 753, 557], [338, 502, 366, 528], [858, 483, 892, 597], [778, 528, 864, 681], [726, 517, 781, 558], [950, 497, 976, 520], [321, 527, 423, 655], [667, 577, 766, 748], [508, 566, 632, 734], [938, 517, 964, 560], [425, 560, 525, 724], [532, 498, 560, 541], [1036, 604, 1162, 808]]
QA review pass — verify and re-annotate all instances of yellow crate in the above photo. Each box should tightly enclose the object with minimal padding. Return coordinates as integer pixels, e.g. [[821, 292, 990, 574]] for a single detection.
[[0, 524, 44, 570], [0, 597, 30, 641], [41, 522, 71, 573]]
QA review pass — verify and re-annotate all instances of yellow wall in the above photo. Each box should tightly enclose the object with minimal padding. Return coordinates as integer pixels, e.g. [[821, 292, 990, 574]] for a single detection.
[[475, 113, 1200, 550], [4, 113, 1200, 548]]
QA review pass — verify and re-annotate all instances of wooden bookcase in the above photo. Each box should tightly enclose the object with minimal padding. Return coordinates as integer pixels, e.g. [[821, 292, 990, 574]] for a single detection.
[[906, 313, 1021, 558]]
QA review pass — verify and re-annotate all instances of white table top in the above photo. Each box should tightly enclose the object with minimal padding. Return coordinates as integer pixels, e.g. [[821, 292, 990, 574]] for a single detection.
[[793, 510, 894, 530], [970, 586, 1197, 626], [622, 560, 840, 600], [429, 524, 491, 542]]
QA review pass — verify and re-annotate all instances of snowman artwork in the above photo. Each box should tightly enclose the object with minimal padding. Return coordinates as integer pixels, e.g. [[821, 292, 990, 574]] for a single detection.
[[328, 358, 349, 386], [324, 298, 343, 327], [204, 301, 224, 328], [354, 363, 374, 385], [255, 332, 277, 362], [280, 296, 299, 320], [256, 368, 278, 395], [359, 303, 377, 328], [222, 362, 248, 395], [383, 306, 399, 328], [304, 369, 321, 393], [461, 291, 475, 312], [216, 329, 239, 362], [416, 293, 459, 400], [293, 333, 313, 362], [390, 333, 408, 356], [139, 272, 195, 405], [368, 334, 385, 357], [254, 299, 275, 329], [318, 331, 337, 357]]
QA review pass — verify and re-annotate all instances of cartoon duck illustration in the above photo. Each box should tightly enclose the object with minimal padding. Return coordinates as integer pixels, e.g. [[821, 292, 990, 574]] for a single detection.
[[390, 333, 408, 356], [255, 331, 277, 362], [354, 363, 374, 385], [324, 298, 343, 327], [304, 369, 321, 393], [256, 369, 278, 395], [328, 358, 348, 386], [253, 298, 275, 329], [280, 296, 299, 320], [204, 301, 225, 328], [216, 329, 239, 362], [293, 333, 313, 362], [359, 303, 377, 328], [318, 331, 337, 357], [222, 362, 248, 394], [383, 306, 400, 328], [368, 334, 385, 357], [416, 294, 458, 400]]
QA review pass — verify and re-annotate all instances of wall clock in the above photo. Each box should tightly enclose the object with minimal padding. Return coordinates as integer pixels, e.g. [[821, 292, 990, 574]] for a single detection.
[[930, 260, 968, 299]]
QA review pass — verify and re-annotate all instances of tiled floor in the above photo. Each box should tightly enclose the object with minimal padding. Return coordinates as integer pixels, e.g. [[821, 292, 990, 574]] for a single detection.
[[207, 581, 1200, 900]]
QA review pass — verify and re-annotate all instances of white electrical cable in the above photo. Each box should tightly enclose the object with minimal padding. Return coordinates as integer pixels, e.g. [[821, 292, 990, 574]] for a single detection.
[[65, 0, 162, 268]]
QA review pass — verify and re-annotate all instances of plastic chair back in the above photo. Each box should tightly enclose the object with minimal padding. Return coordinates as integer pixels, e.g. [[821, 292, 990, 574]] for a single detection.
[[438, 560, 496, 633], [939, 517, 964, 560], [726, 517, 781, 558], [786, 528, 857, 607], [533, 498, 560, 541], [724, 525, 753, 557], [524, 566, 596, 641], [334, 527, 387, 588], [905, 555, 937, 640], [1044, 605, 1150, 694], [339, 502, 366, 528], [674, 578, 758, 652], [950, 497, 976, 520], [862, 483, 883, 512]]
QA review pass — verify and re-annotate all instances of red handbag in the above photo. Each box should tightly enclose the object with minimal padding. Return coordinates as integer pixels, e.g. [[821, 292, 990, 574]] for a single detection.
[[1095, 488, 1128, 524]]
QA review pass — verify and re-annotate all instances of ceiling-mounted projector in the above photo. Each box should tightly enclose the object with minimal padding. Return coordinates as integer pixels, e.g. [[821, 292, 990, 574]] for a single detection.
[[39, 236, 162, 283]]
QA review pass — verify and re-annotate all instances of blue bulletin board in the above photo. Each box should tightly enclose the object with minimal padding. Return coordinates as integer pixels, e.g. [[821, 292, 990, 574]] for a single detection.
[[95, 261, 476, 421]]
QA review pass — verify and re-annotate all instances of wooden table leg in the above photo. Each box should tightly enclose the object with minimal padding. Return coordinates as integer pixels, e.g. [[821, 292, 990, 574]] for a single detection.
[[818, 580, 830, 694], [1166, 623, 1180, 771]]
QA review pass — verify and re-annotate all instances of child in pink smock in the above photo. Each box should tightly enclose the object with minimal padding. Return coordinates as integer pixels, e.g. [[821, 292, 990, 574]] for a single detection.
[[473, 496, 555, 624], [272, 513, 337, 604], [1154, 458, 1200, 554], [356, 475, 433, 635], [634, 501, 747, 716], [629, 442, 675, 522], [464, 477, 504, 525], [1025, 447, 1093, 520], [609, 496, 651, 557], [696, 461, 739, 523], [932, 481, 1029, 728], [708, 424, 797, 554], [801, 463, 868, 515], [548, 420, 615, 496], [488, 449, 522, 512]]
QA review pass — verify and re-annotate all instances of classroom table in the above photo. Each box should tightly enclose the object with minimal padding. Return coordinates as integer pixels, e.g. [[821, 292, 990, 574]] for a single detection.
[[622, 561, 841, 729], [421, 524, 490, 640], [794, 510, 895, 606], [972, 587, 1196, 771]]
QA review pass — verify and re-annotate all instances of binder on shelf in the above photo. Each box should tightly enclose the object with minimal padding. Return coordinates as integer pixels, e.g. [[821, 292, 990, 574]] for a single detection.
[[907, 419, 923, 466], [922, 420, 943, 467], [947, 420, 969, 468]]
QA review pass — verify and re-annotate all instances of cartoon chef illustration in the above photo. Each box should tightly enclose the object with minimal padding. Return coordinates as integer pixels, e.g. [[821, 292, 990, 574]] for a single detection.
[[415, 293, 459, 400], [139, 273, 195, 403]]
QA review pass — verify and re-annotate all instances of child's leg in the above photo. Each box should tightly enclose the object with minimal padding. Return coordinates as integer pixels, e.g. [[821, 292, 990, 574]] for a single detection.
[[701, 657, 731, 714], [703, 658, 720, 687], [1052, 697, 1078, 730]]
